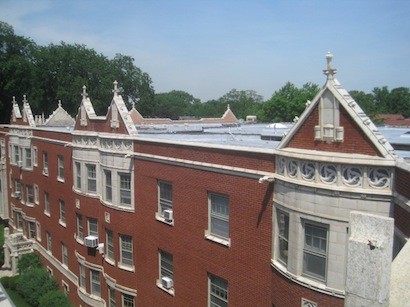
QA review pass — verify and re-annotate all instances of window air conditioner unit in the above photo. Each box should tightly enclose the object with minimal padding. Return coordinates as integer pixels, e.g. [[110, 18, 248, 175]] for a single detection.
[[163, 209, 173, 221], [84, 235, 99, 248], [14, 191, 21, 199], [161, 276, 173, 289], [17, 160, 23, 167]]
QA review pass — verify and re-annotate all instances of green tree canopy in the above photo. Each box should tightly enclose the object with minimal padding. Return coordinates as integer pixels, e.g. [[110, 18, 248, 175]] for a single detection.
[[39, 290, 71, 307], [154, 90, 200, 119]]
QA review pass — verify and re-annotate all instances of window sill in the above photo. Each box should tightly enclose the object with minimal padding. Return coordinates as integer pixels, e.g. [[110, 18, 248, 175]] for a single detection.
[[44, 211, 50, 217], [118, 263, 135, 272], [155, 213, 174, 226], [59, 220, 66, 228], [76, 237, 84, 245], [156, 281, 175, 296], [42, 171, 49, 176], [271, 259, 344, 298], [105, 257, 115, 266], [26, 202, 34, 208], [57, 177, 65, 183], [204, 232, 231, 247]]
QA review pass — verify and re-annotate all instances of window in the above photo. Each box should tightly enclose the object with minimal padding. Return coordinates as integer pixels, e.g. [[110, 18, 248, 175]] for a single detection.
[[119, 173, 131, 206], [209, 193, 229, 240], [36, 222, 41, 241], [209, 274, 228, 307], [15, 212, 23, 230], [34, 185, 39, 204], [77, 214, 83, 240], [14, 145, 20, 164], [105, 170, 112, 202], [158, 181, 172, 216], [43, 152, 48, 174], [90, 270, 101, 297], [62, 243, 68, 267], [277, 210, 289, 265], [75, 162, 81, 189], [26, 185, 34, 204], [303, 221, 328, 281], [44, 192, 50, 215], [108, 286, 116, 307], [79, 264, 86, 289], [59, 200, 66, 225], [106, 229, 114, 261], [25, 148, 32, 168], [120, 234, 133, 268], [160, 250, 173, 283], [88, 218, 98, 237], [28, 222, 36, 239], [58, 156, 64, 180], [87, 164, 97, 193], [122, 293, 134, 307], [46, 231, 52, 252], [33, 147, 38, 166]]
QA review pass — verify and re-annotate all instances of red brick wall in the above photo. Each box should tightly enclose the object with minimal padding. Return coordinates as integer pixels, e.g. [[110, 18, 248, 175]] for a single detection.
[[135, 140, 275, 173], [394, 204, 410, 237], [287, 106, 382, 156], [395, 167, 410, 198], [271, 268, 344, 307]]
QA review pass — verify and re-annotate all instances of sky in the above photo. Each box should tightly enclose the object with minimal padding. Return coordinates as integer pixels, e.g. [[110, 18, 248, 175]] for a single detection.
[[0, 0, 409, 102]]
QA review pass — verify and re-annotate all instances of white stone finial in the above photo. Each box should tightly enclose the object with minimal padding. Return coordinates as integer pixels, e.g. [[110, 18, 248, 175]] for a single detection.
[[82, 85, 88, 99], [23, 95, 27, 104], [323, 52, 337, 80], [12, 96, 16, 104], [58, 100, 62, 107], [131, 100, 135, 109], [113, 80, 119, 96], [227, 104, 230, 110]]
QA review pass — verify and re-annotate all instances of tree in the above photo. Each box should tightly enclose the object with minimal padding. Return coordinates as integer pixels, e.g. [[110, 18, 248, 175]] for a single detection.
[[16, 268, 58, 306], [349, 90, 375, 114], [260, 82, 319, 122], [154, 90, 200, 119], [388, 87, 410, 117], [39, 290, 70, 307], [217, 89, 263, 119], [0, 21, 37, 123], [372, 86, 390, 114], [17, 252, 42, 274]]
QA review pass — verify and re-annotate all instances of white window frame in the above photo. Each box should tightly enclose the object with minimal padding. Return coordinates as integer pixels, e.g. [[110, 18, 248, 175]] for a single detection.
[[34, 185, 39, 204], [206, 193, 230, 246], [87, 164, 97, 193], [79, 264, 86, 289], [44, 192, 50, 216], [59, 200, 66, 226], [77, 214, 83, 241], [88, 218, 98, 237], [26, 185, 34, 205], [75, 162, 81, 190], [46, 231, 52, 253], [302, 220, 328, 282], [90, 269, 101, 297], [106, 229, 114, 263], [108, 286, 116, 307], [62, 243, 68, 267], [209, 274, 228, 307], [36, 221, 41, 241], [158, 181, 172, 216], [105, 170, 112, 203], [122, 293, 134, 307], [57, 155, 64, 181], [158, 249, 174, 294], [14, 145, 20, 164], [33, 146, 38, 166], [119, 234, 134, 270], [119, 173, 131, 207], [28, 221, 36, 239], [24, 147, 32, 169], [276, 210, 289, 266], [42, 152, 48, 175]]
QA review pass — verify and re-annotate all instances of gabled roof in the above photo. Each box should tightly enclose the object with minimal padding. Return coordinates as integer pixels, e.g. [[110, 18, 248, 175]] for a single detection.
[[44, 100, 75, 126], [11, 96, 22, 120], [278, 53, 397, 160]]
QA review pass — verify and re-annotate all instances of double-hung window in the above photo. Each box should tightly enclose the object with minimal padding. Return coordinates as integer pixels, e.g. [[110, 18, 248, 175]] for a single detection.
[[88, 218, 98, 237], [108, 286, 116, 307], [57, 156, 64, 181], [209, 274, 228, 307], [25, 148, 32, 168], [59, 200, 66, 226], [62, 243, 68, 267], [120, 234, 133, 268], [28, 222, 35, 239], [105, 170, 112, 202], [119, 173, 131, 206], [79, 264, 86, 289], [77, 214, 83, 240], [106, 229, 114, 261], [26, 185, 34, 204], [44, 192, 50, 216], [43, 152, 48, 174], [75, 162, 81, 189], [277, 210, 289, 265], [122, 294, 134, 307], [209, 193, 229, 240], [158, 181, 172, 217], [159, 250, 173, 287], [90, 270, 101, 297], [87, 164, 97, 193], [33, 147, 38, 166], [46, 231, 52, 252], [14, 145, 20, 164], [303, 221, 328, 281]]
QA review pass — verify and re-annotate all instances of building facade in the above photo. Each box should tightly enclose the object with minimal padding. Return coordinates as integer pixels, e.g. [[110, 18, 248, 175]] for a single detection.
[[0, 54, 409, 306]]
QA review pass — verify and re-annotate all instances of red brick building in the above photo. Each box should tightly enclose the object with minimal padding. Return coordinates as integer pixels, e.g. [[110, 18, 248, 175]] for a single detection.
[[0, 54, 408, 306]]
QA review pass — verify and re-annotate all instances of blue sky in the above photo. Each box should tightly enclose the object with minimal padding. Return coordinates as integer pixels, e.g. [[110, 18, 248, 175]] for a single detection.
[[1, 0, 409, 101]]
